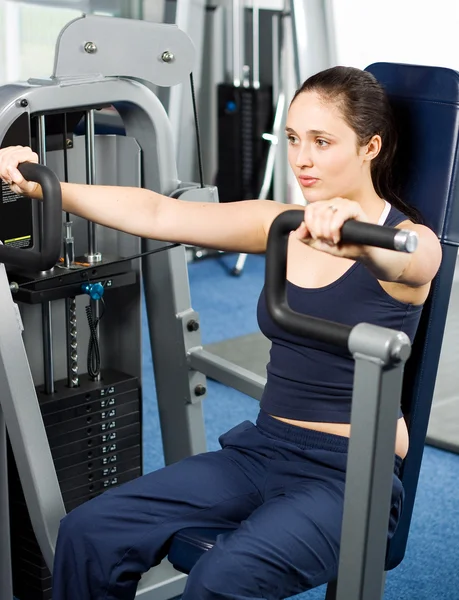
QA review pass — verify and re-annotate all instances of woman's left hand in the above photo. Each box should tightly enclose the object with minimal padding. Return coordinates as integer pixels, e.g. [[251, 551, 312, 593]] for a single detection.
[[293, 197, 370, 259]]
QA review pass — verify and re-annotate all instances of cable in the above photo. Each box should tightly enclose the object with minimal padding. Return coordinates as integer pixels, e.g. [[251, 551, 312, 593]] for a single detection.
[[189, 72, 205, 188], [86, 296, 106, 380]]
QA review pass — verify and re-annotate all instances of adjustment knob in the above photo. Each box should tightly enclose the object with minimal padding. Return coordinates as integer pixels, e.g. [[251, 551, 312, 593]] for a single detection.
[[81, 282, 105, 300], [187, 319, 200, 332]]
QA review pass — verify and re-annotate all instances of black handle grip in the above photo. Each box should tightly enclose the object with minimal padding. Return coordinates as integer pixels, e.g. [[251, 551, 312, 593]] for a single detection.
[[265, 210, 351, 348], [341, 219, 418, 253], [0, 163, 62, 271], [265, 209, 416, 348]]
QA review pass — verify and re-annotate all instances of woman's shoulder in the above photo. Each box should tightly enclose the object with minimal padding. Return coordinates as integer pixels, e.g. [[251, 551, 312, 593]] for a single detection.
[[384, 203, 412, 228]]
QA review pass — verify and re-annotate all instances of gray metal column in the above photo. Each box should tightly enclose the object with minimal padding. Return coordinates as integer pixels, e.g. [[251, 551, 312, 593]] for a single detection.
[[141, 243, 208, 464], [289, 0, 336, 87], [37, 116, 55, 395], [0, 405, 13, 600], [165, 0, 208, 183], [0, 262, 65, 572], [336, 323, 411, 600], [85, 109, 100, 262]]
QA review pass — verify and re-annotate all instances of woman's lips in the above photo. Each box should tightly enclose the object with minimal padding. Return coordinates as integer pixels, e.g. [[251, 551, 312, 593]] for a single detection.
[[299, 176, 319, 187]]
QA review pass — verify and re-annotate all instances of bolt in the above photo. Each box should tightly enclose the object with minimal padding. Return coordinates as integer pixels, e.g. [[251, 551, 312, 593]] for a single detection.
[[20, 99, 28, 108], [194, 384, 206, 397], [84, 42, 97, 54], [161, 50, 175, 63], [66, 138, 73, 149], [187, 319, 200, 332]]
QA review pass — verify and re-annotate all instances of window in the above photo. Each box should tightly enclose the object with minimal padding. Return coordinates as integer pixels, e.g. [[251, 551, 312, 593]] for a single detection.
[[0, 1, 83, 84]]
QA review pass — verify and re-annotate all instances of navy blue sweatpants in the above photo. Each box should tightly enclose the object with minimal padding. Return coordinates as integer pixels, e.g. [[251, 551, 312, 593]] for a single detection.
[[52, 411, 404, 599]]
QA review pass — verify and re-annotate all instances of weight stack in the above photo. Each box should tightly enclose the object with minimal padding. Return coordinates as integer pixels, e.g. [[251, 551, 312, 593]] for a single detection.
[[8, 369, 142, 600], [216, 83, 273, 201]]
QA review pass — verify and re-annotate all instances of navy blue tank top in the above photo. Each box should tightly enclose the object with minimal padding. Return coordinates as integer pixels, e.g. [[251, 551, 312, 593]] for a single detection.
[[257, 204, 423, 423]]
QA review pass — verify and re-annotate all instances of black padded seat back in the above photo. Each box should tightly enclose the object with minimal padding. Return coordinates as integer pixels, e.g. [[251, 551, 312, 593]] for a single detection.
[[365, 63, 459, 569]]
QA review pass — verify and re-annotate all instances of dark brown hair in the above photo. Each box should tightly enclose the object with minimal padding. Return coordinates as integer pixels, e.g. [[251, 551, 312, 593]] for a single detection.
[[292, 66, 422, 223]]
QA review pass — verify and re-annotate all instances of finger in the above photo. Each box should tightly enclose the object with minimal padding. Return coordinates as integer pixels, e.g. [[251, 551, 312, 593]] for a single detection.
[[329, 212, 346, 244], [10, 183, 24, 196], [321, 206, 335, 241], [7, 166, 28, 188], [310, 204, 326, 240], [294, 221, 310, 241], [304, 205, 318, 240], [330, 202, 361, 244]]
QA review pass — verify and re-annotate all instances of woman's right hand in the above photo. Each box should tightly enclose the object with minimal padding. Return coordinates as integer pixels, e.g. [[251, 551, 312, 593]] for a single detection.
[[0, 146, 40, 197]]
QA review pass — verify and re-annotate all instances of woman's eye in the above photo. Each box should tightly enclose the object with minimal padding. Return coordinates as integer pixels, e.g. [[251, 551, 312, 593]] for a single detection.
[[286, 135, 297, 144], [316, 138, 329, 147]]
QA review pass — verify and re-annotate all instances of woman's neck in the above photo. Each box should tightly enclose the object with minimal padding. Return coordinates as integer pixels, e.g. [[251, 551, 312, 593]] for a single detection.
[[348, 181, 386, 224]]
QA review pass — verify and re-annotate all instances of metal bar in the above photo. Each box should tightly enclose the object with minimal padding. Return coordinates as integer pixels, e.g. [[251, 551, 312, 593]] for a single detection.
[[0, 405, 13, 600], [37, 115, 55, 395], [289, 0, 334, 87], [272, 11, 288, 206], [289, 0, 306, 87], [232, 0, 243, 86], [85, 109, 100, 261], [62, 112, 79, 388], [272, 12, 280, 105], [336, 352, 406, 599], [252, 0, 260, 89], [259, 91, 285, 200], [232, 252, 248, 275], [84, 109, 102, 381], [187, 347, 266, 401]]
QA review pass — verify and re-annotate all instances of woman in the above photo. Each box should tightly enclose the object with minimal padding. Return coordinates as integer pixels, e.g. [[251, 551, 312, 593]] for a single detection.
[[0, 66, 441, 600]]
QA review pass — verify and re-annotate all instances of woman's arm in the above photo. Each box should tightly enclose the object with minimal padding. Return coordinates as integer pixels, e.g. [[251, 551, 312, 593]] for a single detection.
[[294, 197, 442, 288], [358, 221, 441, 287], [58, 182, 286, 253], [0, 146, 288, 254]]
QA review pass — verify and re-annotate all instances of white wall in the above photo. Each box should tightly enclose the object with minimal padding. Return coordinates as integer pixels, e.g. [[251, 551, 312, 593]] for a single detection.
[[332, 0, 459, 70]]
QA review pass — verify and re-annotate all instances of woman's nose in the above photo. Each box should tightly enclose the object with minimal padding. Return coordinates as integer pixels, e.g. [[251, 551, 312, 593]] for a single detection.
[[295, 144, 313, 168]]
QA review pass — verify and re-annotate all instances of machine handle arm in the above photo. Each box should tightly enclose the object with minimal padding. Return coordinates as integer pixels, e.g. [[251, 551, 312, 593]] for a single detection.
[[265, 210, 417, 349], [0, 163, 62, 271]]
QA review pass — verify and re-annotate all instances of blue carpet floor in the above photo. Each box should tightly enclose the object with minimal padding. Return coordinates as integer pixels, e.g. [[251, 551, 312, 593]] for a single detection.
[[141, 253, 459, 600]]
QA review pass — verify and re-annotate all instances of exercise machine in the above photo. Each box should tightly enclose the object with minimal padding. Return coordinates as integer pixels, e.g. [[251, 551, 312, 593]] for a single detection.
[[0, 15, 217, 600], [1, 15, 459, 600]]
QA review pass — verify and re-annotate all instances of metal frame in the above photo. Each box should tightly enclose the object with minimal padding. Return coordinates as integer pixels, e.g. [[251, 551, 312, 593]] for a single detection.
[[337, 323, 410, 600], [0, 402, 13, 600]]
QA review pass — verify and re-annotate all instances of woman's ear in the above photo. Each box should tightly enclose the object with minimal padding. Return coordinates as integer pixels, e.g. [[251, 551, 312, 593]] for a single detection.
[[362, 134, 382, 162]]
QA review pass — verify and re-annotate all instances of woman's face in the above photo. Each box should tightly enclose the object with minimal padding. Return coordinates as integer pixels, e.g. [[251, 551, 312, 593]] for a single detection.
[[286, 91, 375, 202]]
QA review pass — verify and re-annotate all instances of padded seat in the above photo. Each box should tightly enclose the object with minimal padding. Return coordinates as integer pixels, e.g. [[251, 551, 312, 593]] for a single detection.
[[167, 61, 459, 590], [168, 528, 233, 574]]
